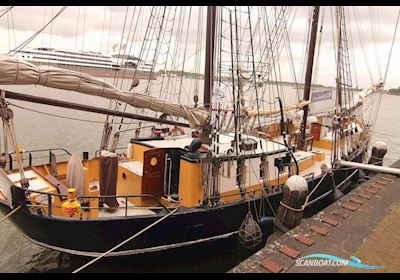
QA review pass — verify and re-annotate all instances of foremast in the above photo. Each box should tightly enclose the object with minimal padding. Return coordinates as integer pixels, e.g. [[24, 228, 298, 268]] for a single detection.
[[201, 6, 222, 205], [298, 6, 320, 151], [201, 6, 217, 145], [333, 6, 357, 163]]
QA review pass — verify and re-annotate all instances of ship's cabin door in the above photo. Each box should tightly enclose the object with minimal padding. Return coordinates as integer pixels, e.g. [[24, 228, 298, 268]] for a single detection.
[[142, 148, 166, 196]]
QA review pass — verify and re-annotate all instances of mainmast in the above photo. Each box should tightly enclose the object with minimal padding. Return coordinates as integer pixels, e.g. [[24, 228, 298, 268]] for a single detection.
[[203, 6, 217, 109], [201, 6, 217, 144], [336, 7, 343, 109], [298, 6, 320, 151], [333, 6, 345, 162]]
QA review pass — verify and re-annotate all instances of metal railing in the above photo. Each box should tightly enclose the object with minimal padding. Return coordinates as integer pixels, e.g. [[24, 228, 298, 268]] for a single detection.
[[25, 189, 173, 218], [8, 145, 132, 170], [8, 148, 72, 170]]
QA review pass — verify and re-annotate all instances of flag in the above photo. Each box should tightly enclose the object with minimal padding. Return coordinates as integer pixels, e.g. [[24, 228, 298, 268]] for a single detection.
[[311, 90, 332, 102], [212, 86, 228, 104]]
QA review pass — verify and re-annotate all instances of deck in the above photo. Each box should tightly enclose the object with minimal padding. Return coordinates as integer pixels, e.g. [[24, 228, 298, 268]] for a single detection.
[[229, 160, 400, 273]]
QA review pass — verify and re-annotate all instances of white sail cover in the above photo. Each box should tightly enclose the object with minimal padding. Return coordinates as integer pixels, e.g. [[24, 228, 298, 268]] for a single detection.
[[0, 55, 209, 128]]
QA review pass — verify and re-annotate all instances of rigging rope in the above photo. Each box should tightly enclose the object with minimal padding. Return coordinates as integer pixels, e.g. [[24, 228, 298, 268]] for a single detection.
[[352, 7, 374, 84], [6, 11, 11, 52], [111, 6, 130, 87], [41, 6, 47, 47], [8, 6, 68, 56], [98, 6, 107, 55], [311, 6, 325, 100], [9, 9, 15, 53], [299, 7, 312, 87], [0, 205, 21, 223], [0, 6, 13, 20], [178, 7, 192, 101], [371, 7, 400, 134], [117, 6, 176, 142], [48, 6, 55, 50], [73, 6, 81, 53], [369, 7, 382, 79], [382, 7, 400, 87], [72, 207, 178, 273], [7, 102, 148, 126]]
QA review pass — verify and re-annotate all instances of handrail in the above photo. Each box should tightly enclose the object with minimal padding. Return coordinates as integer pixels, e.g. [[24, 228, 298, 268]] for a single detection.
[[25, 189, 172, 214], [8, 148, 72, 170]]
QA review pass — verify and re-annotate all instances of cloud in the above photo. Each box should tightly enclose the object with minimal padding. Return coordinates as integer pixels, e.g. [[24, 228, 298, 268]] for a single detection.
[[0, 6, 399, 88]]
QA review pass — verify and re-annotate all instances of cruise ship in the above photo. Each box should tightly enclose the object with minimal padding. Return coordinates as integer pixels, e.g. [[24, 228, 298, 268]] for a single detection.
[[13, 47, 158, 80]]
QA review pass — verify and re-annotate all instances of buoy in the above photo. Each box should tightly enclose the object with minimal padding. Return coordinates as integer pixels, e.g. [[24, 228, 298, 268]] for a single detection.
[[276, 175, 308, 230]]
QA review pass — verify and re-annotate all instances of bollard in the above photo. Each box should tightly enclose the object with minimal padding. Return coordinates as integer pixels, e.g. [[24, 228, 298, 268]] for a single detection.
[[276, 175, 308, 230], [367, 141, 387, 175]]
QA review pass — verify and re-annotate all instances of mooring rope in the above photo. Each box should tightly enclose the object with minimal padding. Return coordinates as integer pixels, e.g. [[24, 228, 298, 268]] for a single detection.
[[279, 172, 328, 212], [279, 164, 353, 212], [0, 205, 21, 223], [72, 207, 179, 273]]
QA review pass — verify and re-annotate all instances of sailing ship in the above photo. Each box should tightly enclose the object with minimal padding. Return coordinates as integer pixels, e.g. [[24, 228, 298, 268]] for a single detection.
[[0, 6, 392, 260]]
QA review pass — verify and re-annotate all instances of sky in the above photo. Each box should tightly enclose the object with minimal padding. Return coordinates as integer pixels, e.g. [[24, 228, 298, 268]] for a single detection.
[[0, 6, 399, 89]]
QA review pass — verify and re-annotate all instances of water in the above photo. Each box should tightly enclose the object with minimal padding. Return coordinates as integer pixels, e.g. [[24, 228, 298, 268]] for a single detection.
[[0, 80, 399, 272]]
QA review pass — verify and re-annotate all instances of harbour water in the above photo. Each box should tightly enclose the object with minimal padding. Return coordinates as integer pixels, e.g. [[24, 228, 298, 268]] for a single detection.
[[0, 78, 398, 272]]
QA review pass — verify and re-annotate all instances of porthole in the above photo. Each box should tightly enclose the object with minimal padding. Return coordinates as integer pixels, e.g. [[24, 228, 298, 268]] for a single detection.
[[150, 157, 158, 166]]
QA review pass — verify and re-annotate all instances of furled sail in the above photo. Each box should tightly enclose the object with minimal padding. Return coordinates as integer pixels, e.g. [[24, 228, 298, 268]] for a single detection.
[[348, 81, 383, 113], [0, 55, 209, 128], [244, 100, 311, 118]]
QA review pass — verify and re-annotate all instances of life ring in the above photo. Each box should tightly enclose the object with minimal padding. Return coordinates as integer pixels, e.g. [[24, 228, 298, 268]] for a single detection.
[[168, 127, 185, 136]]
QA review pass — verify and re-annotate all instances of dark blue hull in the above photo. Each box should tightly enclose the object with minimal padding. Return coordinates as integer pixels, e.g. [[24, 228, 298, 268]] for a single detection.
[[0, 163, 361, 256]]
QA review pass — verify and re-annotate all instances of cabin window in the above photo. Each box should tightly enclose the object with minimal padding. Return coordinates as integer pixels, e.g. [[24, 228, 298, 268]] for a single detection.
[[150, 157, 158, 166]]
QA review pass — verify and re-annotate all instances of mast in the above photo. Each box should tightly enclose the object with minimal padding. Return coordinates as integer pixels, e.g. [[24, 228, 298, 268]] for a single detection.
[[298, 6, 320, 151], [201, 6, 216, 143], [203, 6, 216, 109], [336, 7, 343, 109]]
